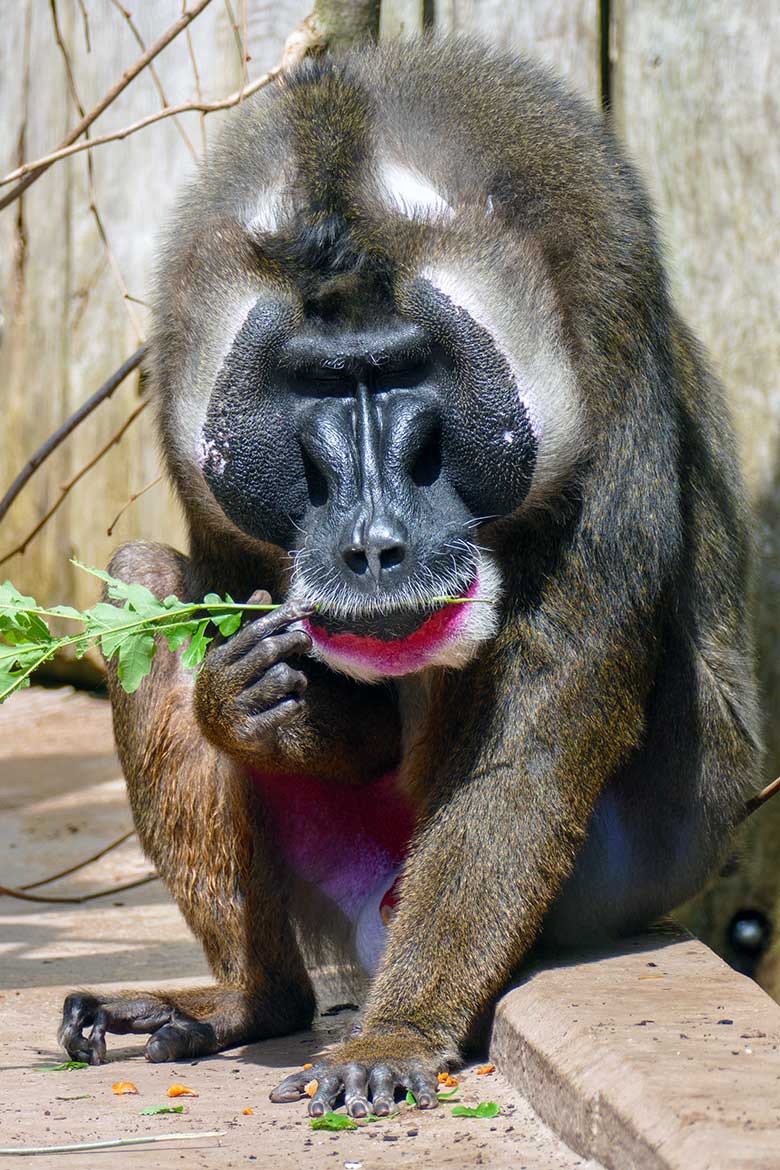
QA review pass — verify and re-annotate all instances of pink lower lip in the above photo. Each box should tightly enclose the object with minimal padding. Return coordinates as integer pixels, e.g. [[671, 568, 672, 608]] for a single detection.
[[303, 575, 480, 676]]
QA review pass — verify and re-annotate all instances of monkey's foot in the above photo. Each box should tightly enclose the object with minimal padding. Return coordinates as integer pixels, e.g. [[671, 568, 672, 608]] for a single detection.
[[269, 1033, 445, 1118], [58, 992, 221, 1065], [58, 985, 316, 1065]]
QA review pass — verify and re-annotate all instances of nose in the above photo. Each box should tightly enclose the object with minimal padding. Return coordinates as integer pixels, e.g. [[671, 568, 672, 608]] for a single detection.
[[341, 515, 409, 582]]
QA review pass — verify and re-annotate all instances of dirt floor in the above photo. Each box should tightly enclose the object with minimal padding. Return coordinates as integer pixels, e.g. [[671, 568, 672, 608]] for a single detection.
[[0, 688, 602, 1170]]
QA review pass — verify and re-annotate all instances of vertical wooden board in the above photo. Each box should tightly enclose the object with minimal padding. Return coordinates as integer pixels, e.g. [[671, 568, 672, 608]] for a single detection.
[[0, 0, 308, 621], [611, 1, 780, 997], [432, 0, 599, 103]]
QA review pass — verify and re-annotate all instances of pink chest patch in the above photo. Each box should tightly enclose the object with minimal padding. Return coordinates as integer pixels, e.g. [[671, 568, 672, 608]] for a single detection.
[[249, 768, 414, 920]]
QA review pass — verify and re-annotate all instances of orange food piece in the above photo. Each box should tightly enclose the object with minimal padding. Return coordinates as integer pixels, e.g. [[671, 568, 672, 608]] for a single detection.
[[167, 1084, 199, 1097], [437, 1073, 459, 1087], [303, 1063, 313, 1070], [476, 1064, 496, 1076], [111, 1081, 138, 1095], [242, 1107, 254, 1115], [304, 1079, 319, 1097]]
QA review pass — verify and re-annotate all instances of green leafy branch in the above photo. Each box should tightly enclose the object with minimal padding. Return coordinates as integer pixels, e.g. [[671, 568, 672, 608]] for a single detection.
[[0, 560, 281, 702], [0, 560, 482, 703]]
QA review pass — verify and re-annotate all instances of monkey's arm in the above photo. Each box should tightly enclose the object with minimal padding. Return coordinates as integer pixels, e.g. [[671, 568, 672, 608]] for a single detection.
[[61, 541, 317, 1063], [273, 373, 682, 1115]]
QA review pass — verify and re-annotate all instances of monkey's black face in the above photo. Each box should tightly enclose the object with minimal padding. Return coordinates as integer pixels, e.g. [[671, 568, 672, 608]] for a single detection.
[[199, 278, 538, 677]]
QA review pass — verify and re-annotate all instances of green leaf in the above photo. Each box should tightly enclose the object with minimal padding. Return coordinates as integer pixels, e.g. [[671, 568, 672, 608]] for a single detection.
[[139, 1105, 185, 1115], [309, 1112, 358, 1131], [160, 620, 200, 652], [0, 642, 54, 699], [181, 619, 212, 669], [116, 631, 157, 693], [209, 610, 242, 637], [38, 1061, 90, 1072], [451, 1102, 500, 1119], [437, 1087, 460, 1100], [405, 1090, 417, 1106]]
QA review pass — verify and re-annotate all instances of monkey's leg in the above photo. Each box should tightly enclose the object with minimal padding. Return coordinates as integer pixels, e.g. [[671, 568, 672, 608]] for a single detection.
[[59, 542, 316, 1065]]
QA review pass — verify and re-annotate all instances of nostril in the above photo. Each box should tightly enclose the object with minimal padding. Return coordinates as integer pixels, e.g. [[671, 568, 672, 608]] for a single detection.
[[343, 547, 369, 575], [379, 543, 406, 571]]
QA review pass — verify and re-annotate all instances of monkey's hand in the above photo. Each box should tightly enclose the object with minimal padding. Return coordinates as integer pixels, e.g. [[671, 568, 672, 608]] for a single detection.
[[270, 1031, 444, 1117], [194, 592, 314, 757]]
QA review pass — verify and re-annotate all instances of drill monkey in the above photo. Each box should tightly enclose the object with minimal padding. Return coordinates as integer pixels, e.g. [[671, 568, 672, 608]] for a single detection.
[[59, 41, 760, 1119]]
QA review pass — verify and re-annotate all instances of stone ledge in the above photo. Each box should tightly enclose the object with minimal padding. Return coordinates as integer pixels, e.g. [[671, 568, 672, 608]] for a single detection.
[[491, 924, 780, 1170]]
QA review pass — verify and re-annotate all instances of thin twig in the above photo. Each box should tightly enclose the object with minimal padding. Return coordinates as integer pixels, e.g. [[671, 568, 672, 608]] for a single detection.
[[184, 5, 208, 158], [0, 12, 322, 186], [49, 0, 144, 340], [0, 1132, 226, 1156], [108, 0, 198, 162], [21, 829, 136, 890], [223, 0, 247, 84], [0, 0, 214, 211], [76, 0, 91, 52], [0, 873, 158, 905], [0, 346, 145, 527], [744, 774, 780, 819], [107, 474, 163, 536], [0, 400, 148, 567]]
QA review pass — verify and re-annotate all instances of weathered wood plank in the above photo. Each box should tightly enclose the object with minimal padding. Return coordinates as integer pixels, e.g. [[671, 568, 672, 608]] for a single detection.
[[611, 0, 780, 999], [433, 0, 599, 102], [0, 0, 307, 624]]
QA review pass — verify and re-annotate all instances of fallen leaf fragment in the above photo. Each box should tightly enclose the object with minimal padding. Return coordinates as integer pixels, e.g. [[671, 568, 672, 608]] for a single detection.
[[452, 1101, 500, 1119], [167, 1084, 198, 1097], [304, 1079, 319, 1097], [140, 1105, 184, 1116], [476, 1064, 496, 1076], [39, 1061, 89, 1072], [310, 1112, 357, 1131], [638, 974, 664, 981], [438, 1073, 459, 1087], [242, 1108, 254, 1115], [112, 1081, 138, 1095]]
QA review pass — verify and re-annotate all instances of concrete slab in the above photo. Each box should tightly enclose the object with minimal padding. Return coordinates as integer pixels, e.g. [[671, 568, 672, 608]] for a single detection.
[[492, 930, 780, 1169], [0, 689, 599, 1169]]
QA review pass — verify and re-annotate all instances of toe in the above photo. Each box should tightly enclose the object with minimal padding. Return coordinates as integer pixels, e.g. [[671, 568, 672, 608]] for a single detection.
[[343, 1062, 370, 1118], [269, 1071, 309, 1104], [308, 1071, 343, 1117]]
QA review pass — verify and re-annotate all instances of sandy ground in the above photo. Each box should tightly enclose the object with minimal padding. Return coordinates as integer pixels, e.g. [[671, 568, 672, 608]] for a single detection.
[[0, 688, 602, 1170]]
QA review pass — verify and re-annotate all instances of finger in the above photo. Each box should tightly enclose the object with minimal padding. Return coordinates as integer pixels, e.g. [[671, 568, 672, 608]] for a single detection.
[[367, 1066, 396, 1115], [219, 603, 314, 665], [239, 665, 308, 713], [269, 1070, 309, 1104], [232, 630, 313, 687], [342, 1063, 370, 1118], [247, 590, 272, 605], [408, 1070, 439, 1109], [308, 1071, 343, 1117]]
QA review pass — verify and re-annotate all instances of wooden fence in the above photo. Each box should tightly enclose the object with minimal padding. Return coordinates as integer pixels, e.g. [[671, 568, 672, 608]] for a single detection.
[[1, 1, 778, 993]]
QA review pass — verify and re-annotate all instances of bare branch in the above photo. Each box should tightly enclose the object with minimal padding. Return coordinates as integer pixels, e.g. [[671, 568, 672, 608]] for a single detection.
[[22, 830, 136, 890], [107, 474, 163, 537], [0, 400, 149, 567], [0, 346, 146, 528], [109, 0, 198, 162], [0, 874, 158, 905], [0, 13, 322, 188], [0, 0, 214, 212]]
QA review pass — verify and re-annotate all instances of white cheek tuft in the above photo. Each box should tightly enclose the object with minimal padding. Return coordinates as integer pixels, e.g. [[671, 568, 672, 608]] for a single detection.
[[378, 160, 454, 222]]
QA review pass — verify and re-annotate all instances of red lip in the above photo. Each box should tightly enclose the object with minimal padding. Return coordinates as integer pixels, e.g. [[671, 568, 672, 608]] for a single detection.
[[303, 576, 480, 676]]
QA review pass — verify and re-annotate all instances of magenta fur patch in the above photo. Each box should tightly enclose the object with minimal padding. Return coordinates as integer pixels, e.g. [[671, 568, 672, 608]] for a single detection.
[[250, 768, 414, 920], [303, 574, 480, 676]]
